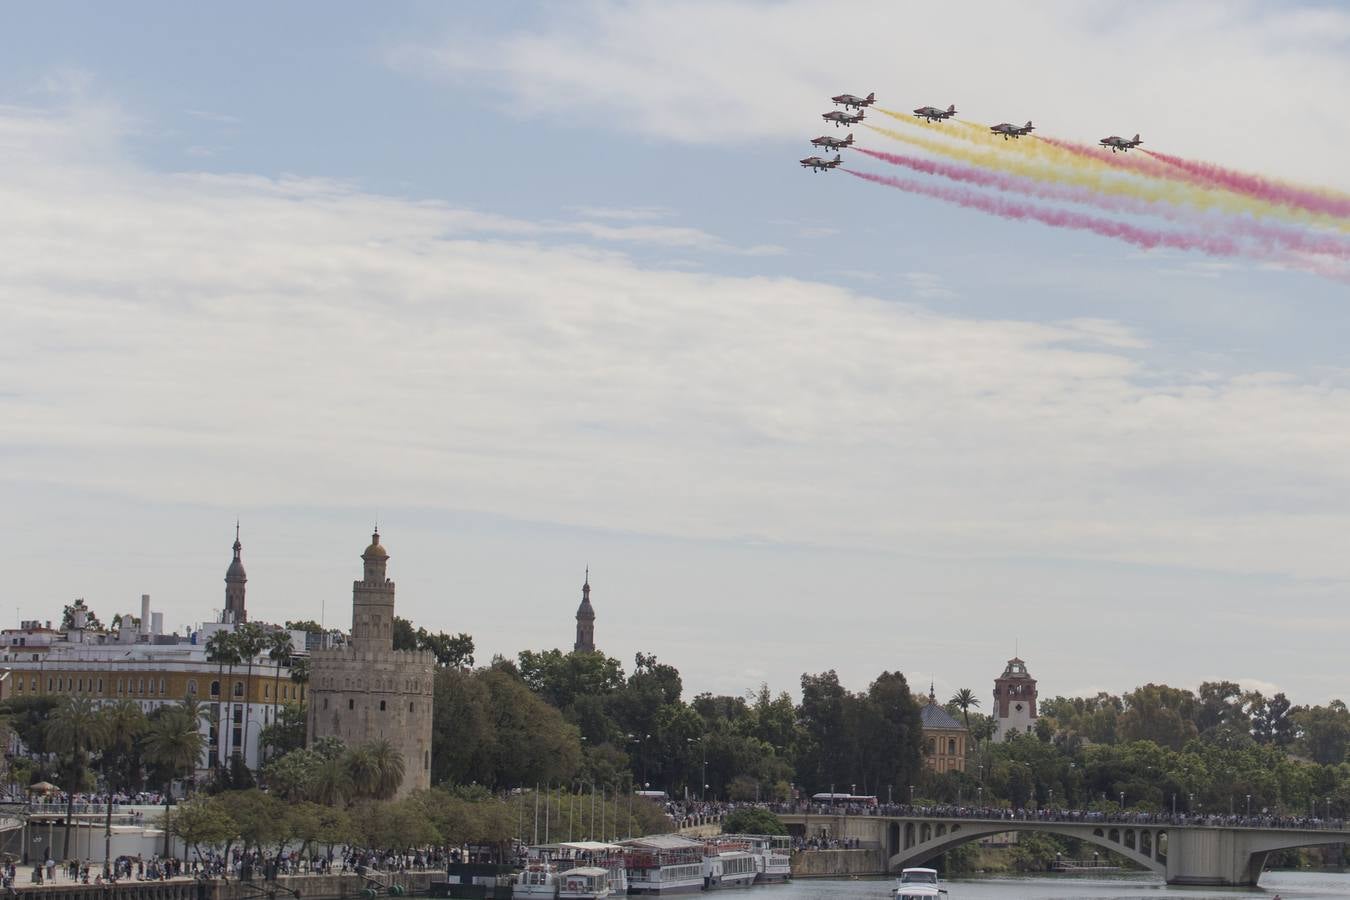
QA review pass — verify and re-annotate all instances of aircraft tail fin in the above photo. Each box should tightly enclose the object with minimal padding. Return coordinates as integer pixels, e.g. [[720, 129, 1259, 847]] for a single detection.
[[1026, 121, 1033, 128], [948, 105, 956, 113], [1132, 133, 1141, 143], [834, 154, 841, 162], [866, 92, 875, 101], [845, 133, 852, 142]]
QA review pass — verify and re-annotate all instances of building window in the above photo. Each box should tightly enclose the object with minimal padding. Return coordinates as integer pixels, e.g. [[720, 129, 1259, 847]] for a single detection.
[[188, 679, 197, 695], [348, 699, 354, 710], [210, 680, 219, 697], [264, 684, 270, 699], [47, 677, 52, 692], [948, 739, 956, 755], [159, 678, 165, 694], [409, 702, 414, 713], [234, 681, 244, 698], [379, 700, 386, 711], [138, 678, 144, 693], [117, 678, 123, 694], [98, 678, 103, 693], [15, 679, 22, 692]]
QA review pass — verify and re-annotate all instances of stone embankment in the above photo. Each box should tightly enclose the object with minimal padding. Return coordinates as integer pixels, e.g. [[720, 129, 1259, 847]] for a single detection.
[[789, 849, 885, 878], [11, 872, 440, 900]]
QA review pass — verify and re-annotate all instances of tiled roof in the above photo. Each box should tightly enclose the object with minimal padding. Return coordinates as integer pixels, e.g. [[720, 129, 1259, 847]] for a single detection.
[[920, 701, 966, 731]]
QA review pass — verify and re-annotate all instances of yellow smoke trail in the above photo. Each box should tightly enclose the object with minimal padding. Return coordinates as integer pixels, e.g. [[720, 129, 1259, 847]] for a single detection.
[[865, 118, 1347, 230]]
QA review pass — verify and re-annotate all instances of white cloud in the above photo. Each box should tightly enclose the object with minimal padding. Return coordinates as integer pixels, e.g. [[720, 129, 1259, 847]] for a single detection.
[[389, 0, 1350, 190], [6, 100, 1350, 592]]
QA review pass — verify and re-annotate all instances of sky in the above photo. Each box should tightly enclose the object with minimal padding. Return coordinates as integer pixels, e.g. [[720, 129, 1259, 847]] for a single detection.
[[3, 1, 1349, 708]]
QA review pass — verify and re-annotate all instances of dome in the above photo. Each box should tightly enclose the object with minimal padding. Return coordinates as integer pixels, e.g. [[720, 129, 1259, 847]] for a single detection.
[[363, 531, 388, 559]]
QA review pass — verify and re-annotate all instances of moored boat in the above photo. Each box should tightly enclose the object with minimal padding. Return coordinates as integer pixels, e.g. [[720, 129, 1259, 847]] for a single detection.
[[560, 867, 613, 900], [701, 845, 758, 890], [514, 862, 560, 900], [622, 835, 706, 894]]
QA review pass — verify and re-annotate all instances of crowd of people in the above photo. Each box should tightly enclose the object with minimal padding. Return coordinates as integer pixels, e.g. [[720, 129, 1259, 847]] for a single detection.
[[764, 799, 1347, 831]]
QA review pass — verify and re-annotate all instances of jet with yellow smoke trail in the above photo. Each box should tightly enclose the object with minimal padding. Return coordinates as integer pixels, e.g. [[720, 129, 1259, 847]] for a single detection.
[[990, 120, 1036, 139]]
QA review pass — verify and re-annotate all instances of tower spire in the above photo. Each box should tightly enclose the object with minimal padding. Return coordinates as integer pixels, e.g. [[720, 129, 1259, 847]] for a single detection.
[[225, 523, 248, 623]]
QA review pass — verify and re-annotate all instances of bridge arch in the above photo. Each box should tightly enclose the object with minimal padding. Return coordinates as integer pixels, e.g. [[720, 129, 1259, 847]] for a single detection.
[[887, 820, 1166, 876]]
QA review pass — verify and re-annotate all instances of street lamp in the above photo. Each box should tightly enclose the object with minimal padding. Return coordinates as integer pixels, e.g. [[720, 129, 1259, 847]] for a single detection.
[[1171, 793, 1176, 816], [1048, 789, 1054, 811], [909, 785, 915, 805], [1246, 794, 1251, 818], [1188, 792, 1194, 814], [1119, 791, 1125, 812]]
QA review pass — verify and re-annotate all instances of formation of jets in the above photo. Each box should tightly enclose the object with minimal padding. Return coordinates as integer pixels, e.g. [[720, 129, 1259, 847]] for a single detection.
[[802, 91, 1145, 172], [913, 104, 957, 123], [1099, 133, 1143, 153], [990, 120, 1036, 139], [800, 154, 843, 173]]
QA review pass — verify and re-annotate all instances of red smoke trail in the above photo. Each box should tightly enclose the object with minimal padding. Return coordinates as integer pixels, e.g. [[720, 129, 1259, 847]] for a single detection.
[[843, 168, 1247, 258], [1143, 150, 1350, 220], [854, 148, 1350, 259]]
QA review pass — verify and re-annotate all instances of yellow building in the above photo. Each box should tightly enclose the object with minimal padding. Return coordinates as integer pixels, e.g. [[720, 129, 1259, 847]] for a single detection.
[[919, 686, 969, 774]]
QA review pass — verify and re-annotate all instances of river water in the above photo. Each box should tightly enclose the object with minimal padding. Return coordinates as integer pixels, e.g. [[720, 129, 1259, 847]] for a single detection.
[[770, 872, 1350, 898]]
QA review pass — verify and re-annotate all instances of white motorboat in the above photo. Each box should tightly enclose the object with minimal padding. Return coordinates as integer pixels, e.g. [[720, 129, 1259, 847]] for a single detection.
[[514, 862, 560, 900], [559, 866, 613, 900], [892, 867, 946, 899]]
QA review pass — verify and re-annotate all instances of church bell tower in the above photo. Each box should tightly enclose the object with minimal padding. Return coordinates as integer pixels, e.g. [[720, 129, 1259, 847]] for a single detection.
[[574, 569, 595, 653]]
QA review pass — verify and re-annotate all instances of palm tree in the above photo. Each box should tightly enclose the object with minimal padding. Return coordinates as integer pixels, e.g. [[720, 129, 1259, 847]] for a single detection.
[[266, 630, 294, 753], [312, 754, 352, 807], [234, 623, 267, 771], [142, 701, 207, 857], [205, 630, 240, 769], [98, 700, 147, 868], [46, 696, 109, 858], [949, 688, 982, 731], [344, 745, 380, 800], [289, 656, 311, 713], [367, 739, 406, 800]]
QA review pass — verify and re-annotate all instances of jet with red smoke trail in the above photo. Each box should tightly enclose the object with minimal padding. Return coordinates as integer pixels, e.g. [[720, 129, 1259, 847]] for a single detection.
[[811, 132, 854, 150], [823, 110, 864, 127], [800, 154, 842, 172], [1100, 133, 1143, 153], [913, 104, 957, 123], [991, 120, 1036, 139], [831, 92, 875, 110]]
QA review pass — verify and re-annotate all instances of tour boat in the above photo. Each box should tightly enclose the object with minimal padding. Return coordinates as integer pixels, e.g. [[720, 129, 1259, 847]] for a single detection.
[[515, 862, 560, 900], [622, 835, 706, 894], [891, 867, 946, 899], [560, 867, 613, 900], [739, 835, 791, 884], [701, 844, 758, 890]]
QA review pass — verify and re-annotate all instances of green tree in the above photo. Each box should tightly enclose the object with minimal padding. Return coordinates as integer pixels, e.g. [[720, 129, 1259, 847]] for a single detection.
[[368, 739, 407, 800], [206, 629, 241, 767], [259, 703, 307, 759], [142, 700, 208, 855], [46, 696, 109, 858], [949, 688, 981, 731], [1295, 701, 1350, 765], [722, 807, 786, 835], [234, 622, 268, 770], [60, 598, 103, 631], [266, 629, 294, 751], [168, 796, 239, 861]]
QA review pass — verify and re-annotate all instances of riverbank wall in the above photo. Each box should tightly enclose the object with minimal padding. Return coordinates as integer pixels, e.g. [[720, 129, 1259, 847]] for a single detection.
[[9, 872, 441, 900], [790, 849, 885, 878]]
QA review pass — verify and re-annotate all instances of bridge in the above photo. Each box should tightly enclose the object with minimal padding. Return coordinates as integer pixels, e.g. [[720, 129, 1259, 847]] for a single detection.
[[778, 810, 1350, 887]]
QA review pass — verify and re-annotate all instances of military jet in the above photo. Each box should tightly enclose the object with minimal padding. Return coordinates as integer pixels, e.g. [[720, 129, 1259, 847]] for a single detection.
[[823, 110, 865, 127], [990, 120, 1035, 139], [800, 154, 842, 173], [1099, 133, 1143, 153], [913, 104, 957, 123], [831, 92, 876, 110], [810, 132, 854, 151]]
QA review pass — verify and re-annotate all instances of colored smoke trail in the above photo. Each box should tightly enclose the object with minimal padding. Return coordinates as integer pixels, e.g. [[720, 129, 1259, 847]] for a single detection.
[[1037, 134, 1185, 181], [855, 146, 1350, 259], [1144, 150, 1350, 220], [867, 123, 1348, 230], [843, 168, 1245, 258]]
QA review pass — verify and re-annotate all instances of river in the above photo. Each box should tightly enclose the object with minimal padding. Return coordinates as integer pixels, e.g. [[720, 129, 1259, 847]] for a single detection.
[[770, 872, 1350, 898]]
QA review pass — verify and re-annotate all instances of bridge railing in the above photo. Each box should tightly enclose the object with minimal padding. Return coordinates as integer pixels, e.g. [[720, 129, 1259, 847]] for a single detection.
[[765, 802, 1349, 832]]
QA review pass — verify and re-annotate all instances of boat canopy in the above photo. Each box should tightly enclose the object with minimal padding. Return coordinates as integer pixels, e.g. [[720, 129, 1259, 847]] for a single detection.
[[560, 867, 609, 877], [559, 842, 623, 852]]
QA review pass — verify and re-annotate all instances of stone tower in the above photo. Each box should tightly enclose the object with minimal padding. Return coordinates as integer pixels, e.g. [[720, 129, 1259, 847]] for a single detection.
[[992, 657, 1038, 741], [574, 569, 595, 653], [352, 530, 394, 651], [224, 523, 248, 623], [306, 530, 435, 797]]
